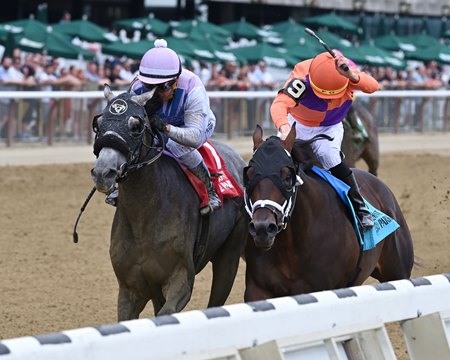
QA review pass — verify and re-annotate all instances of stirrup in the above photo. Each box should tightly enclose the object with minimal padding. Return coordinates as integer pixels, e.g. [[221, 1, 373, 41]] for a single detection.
[[358, 216, 374, 232]]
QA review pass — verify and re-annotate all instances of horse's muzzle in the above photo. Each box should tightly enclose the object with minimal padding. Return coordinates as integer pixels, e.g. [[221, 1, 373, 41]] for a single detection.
[[91, 166, 118, 194], [248, 218, 278, 250]]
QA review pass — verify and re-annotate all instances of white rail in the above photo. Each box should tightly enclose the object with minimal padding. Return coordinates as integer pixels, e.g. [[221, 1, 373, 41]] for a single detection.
[[0, 89, 449, 99], [0, 273, 449, 360]]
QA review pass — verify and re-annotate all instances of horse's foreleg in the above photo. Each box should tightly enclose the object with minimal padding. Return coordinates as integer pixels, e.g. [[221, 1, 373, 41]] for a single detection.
[[361, 145, 379, 177], [158, 266, 195, 315], [117, 286, 148, 321], [208, 237, 244, 307]]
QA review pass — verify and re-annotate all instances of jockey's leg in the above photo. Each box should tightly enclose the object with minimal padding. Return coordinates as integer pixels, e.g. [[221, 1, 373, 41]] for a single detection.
[[330, 162, 374, 232], [189, 160, 222, 215], [174, 144, 222, 216]]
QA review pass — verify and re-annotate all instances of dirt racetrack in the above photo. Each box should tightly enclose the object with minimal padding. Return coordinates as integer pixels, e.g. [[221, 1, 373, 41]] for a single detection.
[[0, 133, 449, 359]]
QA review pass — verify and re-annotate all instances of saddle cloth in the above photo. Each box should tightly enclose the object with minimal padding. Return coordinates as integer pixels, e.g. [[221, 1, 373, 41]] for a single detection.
[[311, 166, 399, 251], [165, 141, 243, 209]]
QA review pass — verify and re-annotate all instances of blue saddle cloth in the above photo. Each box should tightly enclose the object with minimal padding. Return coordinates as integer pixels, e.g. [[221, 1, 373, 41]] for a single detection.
[[311, 166, 399, 251]]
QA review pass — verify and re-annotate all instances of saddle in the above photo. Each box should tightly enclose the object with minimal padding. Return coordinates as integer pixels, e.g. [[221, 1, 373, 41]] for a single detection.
[[166, 141, 243, 209]]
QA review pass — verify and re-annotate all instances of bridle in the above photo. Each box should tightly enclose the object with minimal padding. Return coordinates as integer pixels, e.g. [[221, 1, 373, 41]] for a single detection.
[[243, 137, 304, 233], [92, 90, 166, 183]]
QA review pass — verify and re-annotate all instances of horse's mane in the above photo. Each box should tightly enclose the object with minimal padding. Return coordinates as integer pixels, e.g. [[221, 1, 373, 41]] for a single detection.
[[291, 140, 317, 172]]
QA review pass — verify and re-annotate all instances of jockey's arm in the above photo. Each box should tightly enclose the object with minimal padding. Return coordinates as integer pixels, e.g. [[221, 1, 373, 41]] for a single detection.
[[270, 91, 297, 140], [166, 86, 208, 148]]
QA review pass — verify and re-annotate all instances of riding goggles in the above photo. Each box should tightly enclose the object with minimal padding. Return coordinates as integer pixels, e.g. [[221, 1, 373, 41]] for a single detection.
[[144, 79, 177, 92]]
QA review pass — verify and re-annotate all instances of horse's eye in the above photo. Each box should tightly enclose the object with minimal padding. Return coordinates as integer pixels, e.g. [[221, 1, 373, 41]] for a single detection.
[[243, 166, 253, 187], [129, 118, 142, 134], [281, 168, 293, 189], [92, 115, 102, 133]]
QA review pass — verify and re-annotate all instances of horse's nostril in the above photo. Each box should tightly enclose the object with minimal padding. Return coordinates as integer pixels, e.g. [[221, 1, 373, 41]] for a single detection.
[[248, 222, 257, 236], [267, 223, 278, 235]]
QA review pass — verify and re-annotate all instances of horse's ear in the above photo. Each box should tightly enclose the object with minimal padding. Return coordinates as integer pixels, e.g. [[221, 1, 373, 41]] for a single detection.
[[104, 84, 115, 102], [252, 124, 264, 151], [130, 89, 156, 106], [283, 124, 296, 152]]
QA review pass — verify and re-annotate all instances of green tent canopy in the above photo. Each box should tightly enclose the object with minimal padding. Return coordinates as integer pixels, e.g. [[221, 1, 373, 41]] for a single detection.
[[402, 33, 442, 49], [0, 18, 94, 59], [302, 13, 359, 33], [372, 34, 416, 52], [345, 44, 406, 69], [222, 19, 264, 40], [189, 36, 237, 63], [171, 19, 231, 40], [230, 42, 288, 67], [315, 30, 352, 50], [53, 18, 114, 43], [113, 15, 169, 37], [405, 42, 450, 64], [102, 39, 153, 60], [267, 18, 305, 35]]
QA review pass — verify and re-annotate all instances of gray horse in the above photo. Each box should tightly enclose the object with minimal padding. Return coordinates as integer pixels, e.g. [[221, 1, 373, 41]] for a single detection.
[[91, 85, 248, 320]]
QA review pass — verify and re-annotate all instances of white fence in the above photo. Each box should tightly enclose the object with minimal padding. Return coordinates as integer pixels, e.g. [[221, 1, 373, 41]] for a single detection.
[[0, 89, 449, 146], [0, 273, 449, 360]]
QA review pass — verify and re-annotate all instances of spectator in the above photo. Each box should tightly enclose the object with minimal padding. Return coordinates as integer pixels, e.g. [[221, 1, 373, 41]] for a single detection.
[[19, 64, 39, 138], [108, 62, 131, 89], [198, 62, 211, 86], [36, 62, 60, 139]]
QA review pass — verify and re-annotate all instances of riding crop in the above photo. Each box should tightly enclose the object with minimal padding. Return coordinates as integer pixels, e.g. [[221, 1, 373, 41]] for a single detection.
[[304, 27, 349, 71]]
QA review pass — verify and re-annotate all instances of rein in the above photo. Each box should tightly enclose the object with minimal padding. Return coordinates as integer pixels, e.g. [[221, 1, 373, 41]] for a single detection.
[[116, 126, 166, 182]]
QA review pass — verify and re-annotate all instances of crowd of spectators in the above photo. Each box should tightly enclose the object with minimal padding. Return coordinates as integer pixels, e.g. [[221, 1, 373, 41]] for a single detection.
[[0, 47, 449, 141]]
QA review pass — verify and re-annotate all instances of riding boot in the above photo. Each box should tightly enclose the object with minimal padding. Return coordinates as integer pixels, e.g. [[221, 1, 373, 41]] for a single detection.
[[190, 161, 222, 215], [105, 189, 119, 207], [341, 172, 374, 232]]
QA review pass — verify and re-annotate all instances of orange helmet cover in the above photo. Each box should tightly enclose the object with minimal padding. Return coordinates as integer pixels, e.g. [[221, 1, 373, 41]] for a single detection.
[[309, 52, 349, 99]]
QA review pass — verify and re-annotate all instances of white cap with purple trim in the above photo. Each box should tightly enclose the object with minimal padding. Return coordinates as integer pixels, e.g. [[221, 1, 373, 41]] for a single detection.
[[138, 39, 181, 85]]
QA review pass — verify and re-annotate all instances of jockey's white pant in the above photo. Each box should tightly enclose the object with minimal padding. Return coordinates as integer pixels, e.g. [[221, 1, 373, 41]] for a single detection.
[[288, 114, 344, 170]]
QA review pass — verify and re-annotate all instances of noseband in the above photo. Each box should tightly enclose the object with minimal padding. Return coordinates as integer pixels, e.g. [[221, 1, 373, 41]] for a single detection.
[[244, 137, 303, 233]]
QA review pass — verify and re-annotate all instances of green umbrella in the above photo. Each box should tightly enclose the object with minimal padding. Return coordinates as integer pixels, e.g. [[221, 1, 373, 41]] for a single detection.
[[279, 29, 323, 61], [102, 39, 152, 60], [0, 18, 94, 59], [230, 42, 288, 67], [189, 35, 237, 63], [164, 36, 217, 62], [372, 34, 416, 52], [402, 33, 442, 49], [0, 19, 46, 55], [266, 18, 305, 35], [302, 13, 359, 33], [345, 44, 405, 69], [315, 30, 352, 50], [222, 19, 264, 40], [405, 42, 450, 64], [113, 14, 169, 37], [171, 19, 231, 40], [53, 18, 113, 43], [45, 30, 95, 59]]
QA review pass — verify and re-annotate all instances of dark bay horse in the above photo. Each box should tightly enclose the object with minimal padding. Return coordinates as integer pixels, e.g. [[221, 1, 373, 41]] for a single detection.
[[243, 125, 413, 301], [341, 100, 379, 176], [90, 85, 248, 320]]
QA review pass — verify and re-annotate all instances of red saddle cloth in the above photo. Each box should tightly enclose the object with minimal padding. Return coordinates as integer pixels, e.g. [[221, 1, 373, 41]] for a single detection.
[[184, 141, 244, 209]]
